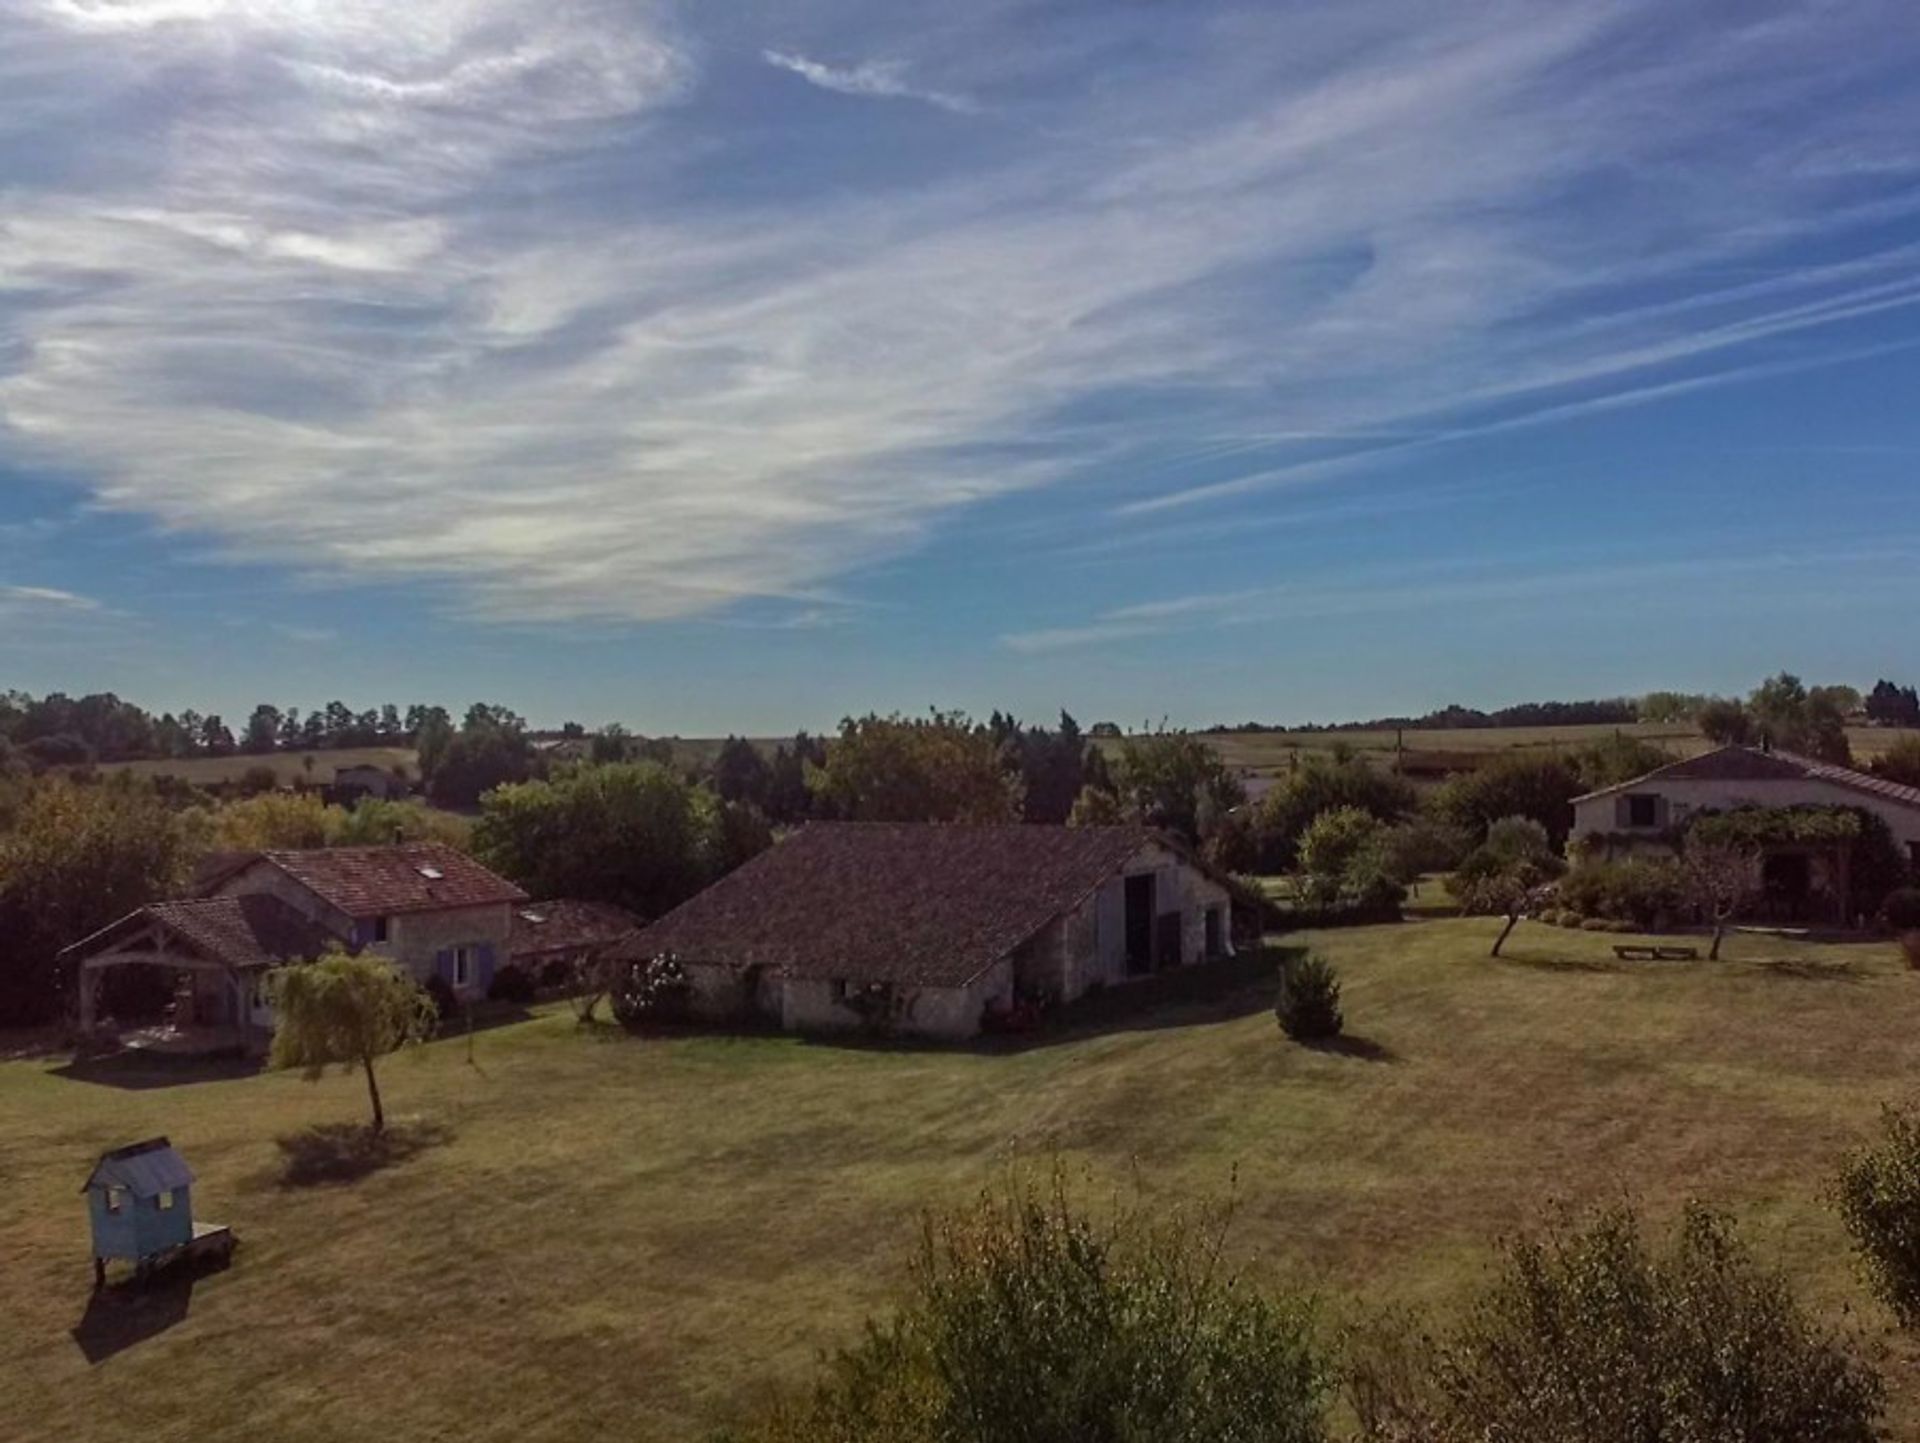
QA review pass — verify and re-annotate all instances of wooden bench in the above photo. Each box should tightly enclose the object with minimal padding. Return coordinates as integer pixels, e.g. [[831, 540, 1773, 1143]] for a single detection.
[[1612, 944, 1699, 962]]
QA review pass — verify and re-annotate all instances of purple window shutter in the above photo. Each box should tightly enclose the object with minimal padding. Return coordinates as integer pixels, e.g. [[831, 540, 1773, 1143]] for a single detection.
[[434, 949, 454, 985], [476, 945, 496, 993]]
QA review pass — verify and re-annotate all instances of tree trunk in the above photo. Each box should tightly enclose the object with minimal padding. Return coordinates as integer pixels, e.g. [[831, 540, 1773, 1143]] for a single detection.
[[1491, 913, 1520, 957], [362, 1053, 385, 1134], [1709, 920, 1725, 962]]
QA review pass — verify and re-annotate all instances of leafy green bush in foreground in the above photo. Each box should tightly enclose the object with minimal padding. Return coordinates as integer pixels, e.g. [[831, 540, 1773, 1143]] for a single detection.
[[1833, 1102, 1920, 1329], [1350, 1203, 1883, 1443], [723, 1173, 1332, 1443]]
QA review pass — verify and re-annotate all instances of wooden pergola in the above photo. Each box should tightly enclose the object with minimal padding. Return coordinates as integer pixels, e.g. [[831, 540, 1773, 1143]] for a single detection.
[[72, 917, 260, 1053], [62, 895, 335, 1057]]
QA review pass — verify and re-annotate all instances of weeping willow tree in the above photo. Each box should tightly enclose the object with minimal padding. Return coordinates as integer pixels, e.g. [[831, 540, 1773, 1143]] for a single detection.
[[268, 950, 436, 1134]]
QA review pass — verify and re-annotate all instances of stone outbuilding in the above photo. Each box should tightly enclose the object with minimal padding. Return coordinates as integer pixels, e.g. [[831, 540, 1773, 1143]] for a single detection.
[[612, 823, 1238, 1041]]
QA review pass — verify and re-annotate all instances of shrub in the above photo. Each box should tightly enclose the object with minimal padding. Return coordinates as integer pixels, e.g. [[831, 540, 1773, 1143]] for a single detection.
[[1555, 857, 1685, 928], [486, 962, 537, 1004], [1295, 806, 1407, 916], [609, 953, 692, 1029], [1883, 887, 1920, 932], [1833, 1103, 1920, 1328], [723, 1171, 1334, 1443], [1275, 953, 1343, 1042], [423, 972, 458, 1022], [1351, 1203, 1884, 1442], [1579, 917, 1613, 932]]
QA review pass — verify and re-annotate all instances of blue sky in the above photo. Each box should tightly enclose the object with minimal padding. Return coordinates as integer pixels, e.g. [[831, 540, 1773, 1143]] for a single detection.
[[3, 0, 1919, 733]]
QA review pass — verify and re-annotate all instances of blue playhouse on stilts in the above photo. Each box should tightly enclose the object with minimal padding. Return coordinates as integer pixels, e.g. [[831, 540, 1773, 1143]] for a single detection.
[[82, 1137, 235, 1286]]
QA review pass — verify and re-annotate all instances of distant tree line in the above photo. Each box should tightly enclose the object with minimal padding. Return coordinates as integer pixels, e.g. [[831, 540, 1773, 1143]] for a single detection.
[[1206, 697, 1641, 734]]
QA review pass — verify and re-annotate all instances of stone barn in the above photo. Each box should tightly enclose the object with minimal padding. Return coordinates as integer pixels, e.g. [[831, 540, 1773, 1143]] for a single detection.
[[612, 823, 1237, 1041]]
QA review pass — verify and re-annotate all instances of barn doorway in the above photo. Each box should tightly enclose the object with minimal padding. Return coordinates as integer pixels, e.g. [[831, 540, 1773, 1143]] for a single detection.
[[1124, 873, 1155, 976], [1763, 851, 1812, 922]]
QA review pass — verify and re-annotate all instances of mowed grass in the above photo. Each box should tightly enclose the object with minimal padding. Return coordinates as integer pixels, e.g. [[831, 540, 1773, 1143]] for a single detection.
[[95, 746, 418, 787], [6, 919, 1920, 1441]]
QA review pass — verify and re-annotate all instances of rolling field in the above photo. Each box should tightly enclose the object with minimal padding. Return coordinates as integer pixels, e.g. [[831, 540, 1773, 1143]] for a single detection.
[[6, 917, 1920, 1441], [96, 746, 418, 788], [1194, 721, 1920, 775]]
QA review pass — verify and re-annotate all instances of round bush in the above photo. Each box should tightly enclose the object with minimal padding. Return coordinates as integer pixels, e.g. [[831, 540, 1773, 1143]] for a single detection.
[[1579, 917, 1613, 932], [486, 962, 537, 1004], [1883, 887, 1920, 932]]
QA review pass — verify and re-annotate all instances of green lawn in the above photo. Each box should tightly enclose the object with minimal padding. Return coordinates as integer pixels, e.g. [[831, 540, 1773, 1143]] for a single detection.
[[6, 918, 1920, 1440]]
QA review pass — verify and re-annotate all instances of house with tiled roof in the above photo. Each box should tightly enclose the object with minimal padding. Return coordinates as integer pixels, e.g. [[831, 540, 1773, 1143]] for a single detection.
[[611, 823, 1236, 1040], [1571, 744, 1920, 922], [64, 843, 528, 1053]]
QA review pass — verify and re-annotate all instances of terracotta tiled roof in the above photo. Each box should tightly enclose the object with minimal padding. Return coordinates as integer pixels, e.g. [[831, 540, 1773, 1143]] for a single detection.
[[1576, 744, 1920, 811], [511, 899, 643, 958], [613, 823, 1167, 988], [259, 843, 526, 918], [62, 893, 339, 969]]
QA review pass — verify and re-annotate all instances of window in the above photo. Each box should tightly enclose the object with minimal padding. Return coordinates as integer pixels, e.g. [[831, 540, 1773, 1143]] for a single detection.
[[371, 916, 390, 943], [450, 946, 474, 989], [1626, 794, 1660, 828], [105, 1187, 126, 1216], [1204, 907, 1224, 959], [157, 1190, 175, 1211]]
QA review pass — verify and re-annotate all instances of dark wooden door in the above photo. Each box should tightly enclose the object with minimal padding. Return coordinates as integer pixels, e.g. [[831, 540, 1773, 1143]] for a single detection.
[[1124, 874, 1154, 975]]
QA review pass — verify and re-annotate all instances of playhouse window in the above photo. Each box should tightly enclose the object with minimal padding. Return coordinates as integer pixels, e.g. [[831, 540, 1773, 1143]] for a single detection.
[[105, 1187, 126, 1215], [157, 1190, 175, 1211]]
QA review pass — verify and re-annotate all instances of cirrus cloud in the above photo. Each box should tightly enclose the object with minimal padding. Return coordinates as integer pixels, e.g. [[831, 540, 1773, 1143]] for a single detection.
[[2, 0, 1919, 631]]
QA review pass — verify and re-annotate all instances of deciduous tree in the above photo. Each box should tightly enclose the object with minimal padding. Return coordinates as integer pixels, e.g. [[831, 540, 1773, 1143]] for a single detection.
[[268, 950, 436, 1134], [1681, 837, 1762, 960], [811, 712, 1023, 824]]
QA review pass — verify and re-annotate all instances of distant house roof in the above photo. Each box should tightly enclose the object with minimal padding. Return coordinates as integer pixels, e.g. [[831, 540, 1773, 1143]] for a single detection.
[[1575, 744, 1920, 812], [253, 844, 526, 918], [82, 1137, 194, 1197], [511, 899, 642, 959], [192, 849, 262, 894], [60, 892, 339, 970], [613, 823, 1173, 989]]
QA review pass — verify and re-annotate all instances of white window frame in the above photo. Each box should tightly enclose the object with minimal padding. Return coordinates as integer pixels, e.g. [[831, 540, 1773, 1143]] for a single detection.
[[450, 946, 474, 989], [157, 1189, 175, 1211]]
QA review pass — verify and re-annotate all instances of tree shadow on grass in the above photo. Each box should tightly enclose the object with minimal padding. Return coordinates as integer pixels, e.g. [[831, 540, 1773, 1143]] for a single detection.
[[1496, 952, 1636, 975], [1747, 958, 1863, 983], [274, 1118, 452, 1187], [1301, 1032, 1399, 1063]]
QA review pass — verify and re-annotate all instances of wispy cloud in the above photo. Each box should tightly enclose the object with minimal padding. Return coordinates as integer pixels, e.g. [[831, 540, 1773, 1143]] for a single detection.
[[0, 583, 98, 611], [1003, 539, 1920, 653], [2, 1, 1918, 629], [764, 49, 975, 113]]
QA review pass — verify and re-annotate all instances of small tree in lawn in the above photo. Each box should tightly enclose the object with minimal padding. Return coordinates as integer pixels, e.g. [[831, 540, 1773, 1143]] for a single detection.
[[268, 950, 436, 1135], [1682, 837, 1761, 960], [1453, 816, 1564, 957]]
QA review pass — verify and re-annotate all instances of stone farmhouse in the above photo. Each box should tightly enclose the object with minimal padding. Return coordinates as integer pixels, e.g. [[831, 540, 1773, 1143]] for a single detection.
[[612, 822, 1238, 1041], [64, 843, 530, 1054], [1571, 743, 1920, 922]]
